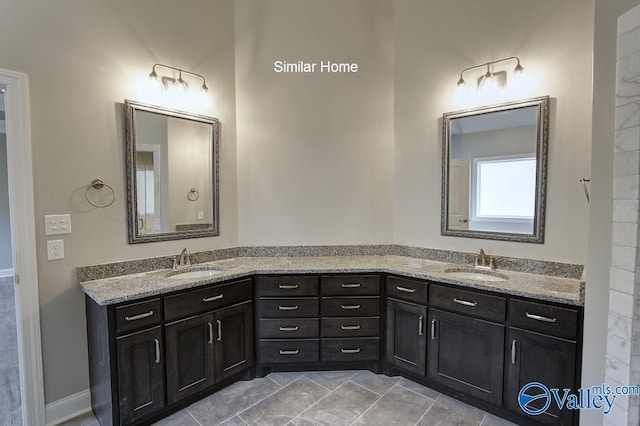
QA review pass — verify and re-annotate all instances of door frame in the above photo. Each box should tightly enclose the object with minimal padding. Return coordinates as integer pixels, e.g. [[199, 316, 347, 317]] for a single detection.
[[1, 67, 46, 425]]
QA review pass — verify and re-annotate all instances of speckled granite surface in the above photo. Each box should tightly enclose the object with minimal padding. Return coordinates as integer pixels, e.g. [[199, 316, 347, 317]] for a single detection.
[[80, 255, 584, 307], [77, 245, 583, 282]]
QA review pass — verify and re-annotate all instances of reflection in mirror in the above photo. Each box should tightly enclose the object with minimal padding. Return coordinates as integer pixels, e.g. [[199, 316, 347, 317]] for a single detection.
[[125, 100, 219, 243], [441, 96, 549, 243]]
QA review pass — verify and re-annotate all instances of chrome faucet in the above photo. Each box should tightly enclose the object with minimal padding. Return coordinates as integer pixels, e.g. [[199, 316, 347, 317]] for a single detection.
[[474, 249, 495, 270], [179, 248, 191, 268]]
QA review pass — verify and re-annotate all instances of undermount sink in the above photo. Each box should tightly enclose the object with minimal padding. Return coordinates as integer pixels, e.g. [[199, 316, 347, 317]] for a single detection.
[[444, 268, 509, 282], [167, 269, 222, 280]]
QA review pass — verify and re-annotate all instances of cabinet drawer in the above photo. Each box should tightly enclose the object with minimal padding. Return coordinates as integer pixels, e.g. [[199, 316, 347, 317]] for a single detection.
[[258, 276, 318, 297], [259, 339, 319, 363], [509, 299, 578, 340], [164, 279, 253, 321], [321, 297, 380, 317], [321, 275, 380, 296], [321, 338, 380, 362], [430, 284, 506, 322], [259, 298, 319, 318], [386, 276, 428, 304], [321, 317, 380, 337], [260, 318, 319, 338], [115, 298, 162, 334]]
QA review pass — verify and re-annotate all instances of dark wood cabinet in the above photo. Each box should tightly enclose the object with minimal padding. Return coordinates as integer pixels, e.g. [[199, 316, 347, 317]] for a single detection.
[[427, 308, 504, 405], [116, 326, 165, 425], [385, 298, 427, 375], [165, 313, 215, 404], [213, 301, 254, 382], [505, 328, 577, 425]]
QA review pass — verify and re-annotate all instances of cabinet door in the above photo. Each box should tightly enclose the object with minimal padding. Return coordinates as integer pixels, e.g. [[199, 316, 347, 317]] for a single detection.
[[213, 301, 255, 383], [427, 309, 504, 405], [505, 328, 576, 425], [116, 326, 165, 424], [385, 298, 427, 375], [165, 313, 215, 403]]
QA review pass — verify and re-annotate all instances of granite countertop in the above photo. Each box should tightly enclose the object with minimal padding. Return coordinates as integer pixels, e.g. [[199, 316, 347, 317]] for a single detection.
[[79, 255, 584, 307]]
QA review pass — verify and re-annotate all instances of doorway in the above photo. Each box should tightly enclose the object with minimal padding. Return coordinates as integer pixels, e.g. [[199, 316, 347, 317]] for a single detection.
[[0, 84, 22, 425], [0, 69, 45, 425]]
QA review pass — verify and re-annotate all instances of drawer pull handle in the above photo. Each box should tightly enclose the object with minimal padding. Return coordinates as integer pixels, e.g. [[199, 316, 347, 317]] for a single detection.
[[279, 350, 299, 355], [341, 348, 361, 354], [341, 304, 361, 310], [453, 298, 477, 307], [418, 315, 424, 336], [526, 312, 557, 323], [511, 339, 517, 365], [341, 283, 361, 288], [217, 319, 222, 342], [203, 294, 223, 302], [125, 310, 154, 321], [154, 339, 160, 364], [278, 305, 299, 311], [341, 325, 361, 330], [279, 284, 299, 289], [431, 319, 436, 340], [208, 322, 213, 344], [279, 326, 299, 331], [397, 286, 416, 293]]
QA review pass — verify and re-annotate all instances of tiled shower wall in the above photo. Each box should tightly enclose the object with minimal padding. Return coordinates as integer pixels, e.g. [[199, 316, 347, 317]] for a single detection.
[[608, 4, 640, 425]]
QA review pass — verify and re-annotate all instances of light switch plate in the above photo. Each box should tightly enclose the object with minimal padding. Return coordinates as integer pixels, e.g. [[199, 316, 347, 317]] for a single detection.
[[45, 214, 72, 235], [47, 240, 64, 260]]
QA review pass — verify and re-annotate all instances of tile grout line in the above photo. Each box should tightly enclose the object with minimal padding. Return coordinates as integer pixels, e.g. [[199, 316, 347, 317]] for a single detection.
[[185, 409, 204, 426], [414, 392, 441, 425], [394, 381, 440, 401], [234, 375, 305, 423], [290, 378, 354, 423], [347, 381, 396, 425], [346, 379, 386, 397]]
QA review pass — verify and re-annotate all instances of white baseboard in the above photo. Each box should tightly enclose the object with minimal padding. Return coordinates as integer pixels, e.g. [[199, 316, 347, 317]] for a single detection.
[[0, 268, 14, 278], [45, 389, 91, 426]]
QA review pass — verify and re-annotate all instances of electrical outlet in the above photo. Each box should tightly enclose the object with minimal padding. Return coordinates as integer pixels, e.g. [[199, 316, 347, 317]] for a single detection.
[[45, 214, 72, 235], [47, 240, 64, 260], [198, 211, 204, 220]]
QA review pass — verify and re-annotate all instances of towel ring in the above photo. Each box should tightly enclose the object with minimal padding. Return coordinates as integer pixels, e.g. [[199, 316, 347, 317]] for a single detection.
[[579, 177, 590, 203], [188, 188, 199, 201], [85, 178, 115, 208]]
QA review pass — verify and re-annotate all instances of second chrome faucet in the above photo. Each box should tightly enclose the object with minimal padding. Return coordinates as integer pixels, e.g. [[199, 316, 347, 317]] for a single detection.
[[173, 248, 191, 270], [474, 249, 495, 270]]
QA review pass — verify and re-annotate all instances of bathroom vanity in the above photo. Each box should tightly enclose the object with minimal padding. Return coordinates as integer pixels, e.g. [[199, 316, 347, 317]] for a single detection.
[[81, 255, 583, 426]]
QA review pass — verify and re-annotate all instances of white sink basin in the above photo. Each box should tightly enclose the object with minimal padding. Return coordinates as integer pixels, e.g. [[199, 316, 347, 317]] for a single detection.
[[167, 269, 222, 280], [444, 269, 508, 282]]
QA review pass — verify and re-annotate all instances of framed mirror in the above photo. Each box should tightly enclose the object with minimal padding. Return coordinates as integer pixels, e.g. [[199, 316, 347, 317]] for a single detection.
[[441, 96, 549, 243], [125, 100, 219, 243]]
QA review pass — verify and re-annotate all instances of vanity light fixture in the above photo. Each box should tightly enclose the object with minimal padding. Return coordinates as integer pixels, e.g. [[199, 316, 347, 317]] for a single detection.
[[456, 56, 524, 89], [148, 63, 209, 93]]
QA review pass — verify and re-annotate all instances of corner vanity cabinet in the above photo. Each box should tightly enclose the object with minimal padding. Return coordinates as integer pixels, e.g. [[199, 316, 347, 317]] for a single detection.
[[86, 278, 254, 426]]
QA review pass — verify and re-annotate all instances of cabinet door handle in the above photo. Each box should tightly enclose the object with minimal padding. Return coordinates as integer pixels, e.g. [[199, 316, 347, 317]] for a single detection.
[[217, 320, 222, 342], [154, 339, 160, 364], [453, 298, 477, 307], [431, 319, 436, 340], [203, 294, 224, 302], [418, 316, 424, 336], [278, 305, 299, 311], [279, 326, 299, 331], [511, 339, 517, 365], [525, 312, 557, 323], [341, 348, 361, 354], [278, 284, 298, 289], [208, 322, 213, 344], [279, 350, 299, 355], [124, 310, 154, 321], [341, 283, 361, 288], [341, 304, 361, 310], [341, 325, 361, 330], [396, 286, 416, 293]]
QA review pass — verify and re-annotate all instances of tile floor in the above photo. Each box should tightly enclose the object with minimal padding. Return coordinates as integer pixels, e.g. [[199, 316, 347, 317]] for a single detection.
[[0, 276, 22, 426], [63, 370, 517, 426]]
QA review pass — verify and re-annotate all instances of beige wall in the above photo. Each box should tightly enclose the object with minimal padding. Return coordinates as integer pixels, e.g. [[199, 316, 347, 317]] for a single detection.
[[0, 0, 238, 403], [235, 0, 394, 246], [394, 0, 594, 264]]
